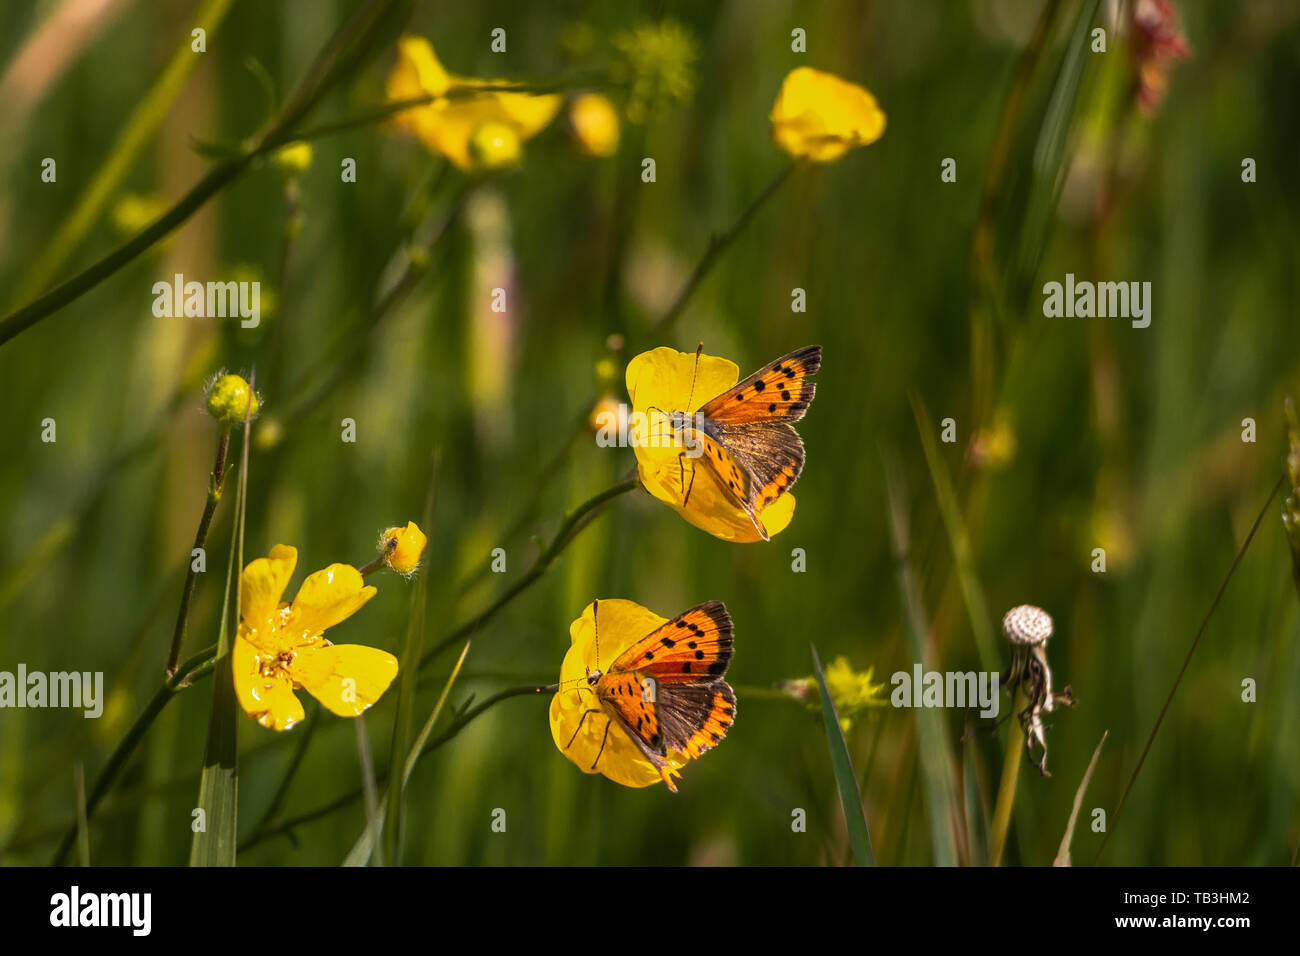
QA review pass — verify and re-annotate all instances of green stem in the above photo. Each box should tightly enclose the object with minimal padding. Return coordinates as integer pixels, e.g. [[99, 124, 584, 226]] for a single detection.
[[1094, 474, 1285, 864], [50, 645, 215, 865], [419, 478, 639, 667], [652, 162, 797, 335], [166, 426, 231, 677], [240, 684, 541, 852], [0, 0, 406, 349], [989, 689, 1027, 867]]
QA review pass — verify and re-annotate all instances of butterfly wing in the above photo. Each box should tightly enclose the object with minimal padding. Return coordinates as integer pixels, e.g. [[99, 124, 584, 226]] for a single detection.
[[698, 345, 821, 425], [607, 600, 734, 683], [595, 601, 738, 791], [711, 420, 805, 512]]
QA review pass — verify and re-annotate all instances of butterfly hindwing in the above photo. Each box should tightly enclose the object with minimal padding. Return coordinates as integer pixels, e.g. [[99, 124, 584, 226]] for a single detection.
[[711, 420, 805, 510], [699, 345, 821, 425]]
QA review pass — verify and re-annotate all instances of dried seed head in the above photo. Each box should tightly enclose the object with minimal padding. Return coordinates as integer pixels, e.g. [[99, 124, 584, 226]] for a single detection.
[[1003, 604, 1053, 647]]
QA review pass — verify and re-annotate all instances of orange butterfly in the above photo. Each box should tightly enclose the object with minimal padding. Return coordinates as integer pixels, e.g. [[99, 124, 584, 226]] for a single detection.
[[658, 345, 821, 541], [564, 599, 736, 792]]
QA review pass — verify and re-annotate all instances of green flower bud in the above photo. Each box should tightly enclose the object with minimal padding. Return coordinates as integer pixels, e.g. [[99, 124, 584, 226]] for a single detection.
[[207, 373, 259, 426]]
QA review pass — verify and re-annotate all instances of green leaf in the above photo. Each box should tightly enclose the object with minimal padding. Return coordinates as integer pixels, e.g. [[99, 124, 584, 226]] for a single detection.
[[1055, 730, 1108, 866], [189, 384, 253, 866], [811, 644, 874, 866]]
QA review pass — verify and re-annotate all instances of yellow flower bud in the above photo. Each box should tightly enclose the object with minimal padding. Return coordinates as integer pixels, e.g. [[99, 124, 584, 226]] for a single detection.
[[569, 93, 620, 157], [468, 122, 522, 170], [273, 141, 314, 173], [380, 521, 428, 575], [770, 67, 885, 163], [206, 373, 259, 426]]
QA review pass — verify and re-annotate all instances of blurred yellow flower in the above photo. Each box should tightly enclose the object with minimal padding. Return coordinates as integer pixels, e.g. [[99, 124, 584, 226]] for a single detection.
[[549, 599, 689, 789], [205, 373, 259, 426], [234, 545, 398, 731], [468, 121, 521, 169], [380, 521, 428, 575], [386, 35, 561, 171], [770, 67, 885, 162], [625, 347, 795, 542], [780, 655, 886, 731], [273, 141, 313, 173], [569, 93, 620, 156], [111, 193, 169, 237]]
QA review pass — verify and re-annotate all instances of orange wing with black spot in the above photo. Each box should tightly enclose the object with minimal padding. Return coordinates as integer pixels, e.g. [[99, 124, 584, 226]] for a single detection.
[[607, 600, 734, 683], [595, 601, 737, 792], [698, 345, 821, 425]]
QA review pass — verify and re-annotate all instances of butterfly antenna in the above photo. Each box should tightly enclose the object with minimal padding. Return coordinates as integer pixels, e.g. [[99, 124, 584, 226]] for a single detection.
[[684, 341, 703, 411], [593, 598, 600, 670]]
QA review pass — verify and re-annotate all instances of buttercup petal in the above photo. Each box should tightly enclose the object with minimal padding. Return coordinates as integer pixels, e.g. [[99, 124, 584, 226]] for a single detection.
[[240, 545, 297, 630], [233, 631, 304, 731], [770, 67, 885, 162], [286, 564, 376, 639], [293, 644, 399, 717]]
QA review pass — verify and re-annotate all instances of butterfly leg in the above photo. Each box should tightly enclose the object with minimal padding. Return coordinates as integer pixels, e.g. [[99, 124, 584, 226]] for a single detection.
[[565, 709, 600, 750], [590, 718, 613, 770], [678, 451, 698, 506]]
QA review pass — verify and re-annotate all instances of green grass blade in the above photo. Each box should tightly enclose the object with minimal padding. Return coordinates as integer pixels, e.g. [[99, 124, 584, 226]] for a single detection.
[[354, 717, 383, 867], [14, 0, 235, 306], [909, 394, 999, 672], [73, 763, 89, 866], [999, 0, 1102, 313], [1055, 730, 1107, 866], [383, 450, 440, 865], [343, 640, 472, 866], [884, 452, 961, 866], [962, 722, 989, 867], [189, 384, 253, 866], [811, 644, 874, 866]]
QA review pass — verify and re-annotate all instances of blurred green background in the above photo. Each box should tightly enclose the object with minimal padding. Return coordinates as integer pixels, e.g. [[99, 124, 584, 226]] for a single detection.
[[1, 0, 1298, 866]]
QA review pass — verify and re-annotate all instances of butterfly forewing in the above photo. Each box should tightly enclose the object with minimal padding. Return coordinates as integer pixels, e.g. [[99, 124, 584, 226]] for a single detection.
[[699, 345, 821, 424], [607, 600, 733, 683]]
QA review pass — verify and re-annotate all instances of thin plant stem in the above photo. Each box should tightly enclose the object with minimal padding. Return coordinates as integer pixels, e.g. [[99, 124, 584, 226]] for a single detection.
[[652, 162, 797, 336], [420, 477, 639, 667], [165, 426, 232, 677], [989, 689, 1027, 867], [50, 644, 215, 865], [241, 683, 542, 851], [73, 764, 89, 867], [0, 0, 406, 348], [1093, 474, 1285, 864]]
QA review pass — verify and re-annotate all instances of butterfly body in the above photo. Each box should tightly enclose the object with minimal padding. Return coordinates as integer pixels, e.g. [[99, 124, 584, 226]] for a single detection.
[[569, 600, 737, 792], [668, 345, 822, 540]]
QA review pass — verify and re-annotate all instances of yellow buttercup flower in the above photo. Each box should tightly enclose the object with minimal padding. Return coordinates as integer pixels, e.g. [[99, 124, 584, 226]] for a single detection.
[[234, 545, 398, 731], [386, 35, 561, 171], [625, 347, 796, 542], [549, 599, 688, 789], [770, 67, 885, 162], [379, 521, 428, 575], [569, 93, 620, 157]]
